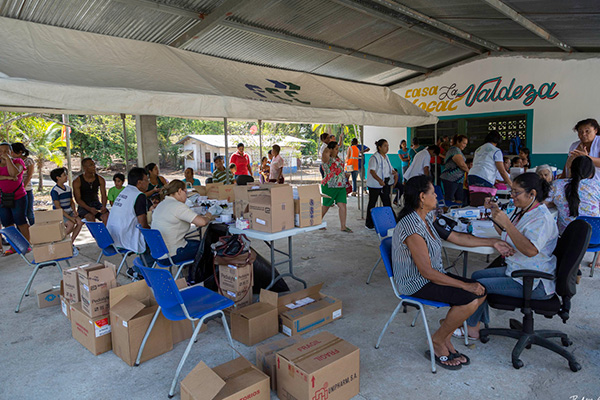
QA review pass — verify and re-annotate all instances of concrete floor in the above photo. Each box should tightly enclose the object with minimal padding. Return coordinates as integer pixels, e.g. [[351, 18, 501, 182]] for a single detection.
[[2, 197, 600, 400]]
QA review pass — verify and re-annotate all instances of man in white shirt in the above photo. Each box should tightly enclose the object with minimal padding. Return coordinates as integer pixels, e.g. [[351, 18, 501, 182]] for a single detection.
[[403, 145, 441, 182]]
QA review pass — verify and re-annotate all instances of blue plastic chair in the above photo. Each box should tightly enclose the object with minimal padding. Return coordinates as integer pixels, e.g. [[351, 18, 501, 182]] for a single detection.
[[374, 237, 468, 373], [576, 216, 600, 277], [137, 225, 196, 279], [84, 221, 134, 277], [136, 265, 234, 398], [1, 226, 78, 313], [366, 206, 397, 284]]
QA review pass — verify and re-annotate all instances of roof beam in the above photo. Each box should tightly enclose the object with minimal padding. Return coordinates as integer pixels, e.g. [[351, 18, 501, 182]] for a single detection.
[[330, 0, 485, 54], [110, 0, 199, 19], [371, 0, 502, 52], [481, 0, 573, 52], [220, 20, 430, 73], [168, 0, 246, 48]]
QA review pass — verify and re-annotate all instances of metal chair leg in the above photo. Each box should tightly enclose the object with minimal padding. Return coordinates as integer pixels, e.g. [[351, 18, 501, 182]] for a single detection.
[[375, 301, 404, 349], [174, 261, 194, 280], [419, 306, 436, 373], [117, 253, 131, 277], [96, 252, 103, 263], [220, 311, 236, 359], [463, 321, 469, 346], [134, 306, 162, 366], [16, 265, 40, 313], [410, 310, 419, 327], [366, 256, 381, 284], [590, 252, 598, 277]]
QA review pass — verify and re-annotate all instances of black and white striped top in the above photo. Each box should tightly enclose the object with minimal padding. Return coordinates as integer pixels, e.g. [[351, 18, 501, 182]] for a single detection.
[[392, 211, 446, 295]]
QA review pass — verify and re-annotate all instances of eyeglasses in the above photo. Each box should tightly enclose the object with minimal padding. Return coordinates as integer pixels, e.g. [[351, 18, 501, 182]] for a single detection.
[[510, 189, 525, 198]]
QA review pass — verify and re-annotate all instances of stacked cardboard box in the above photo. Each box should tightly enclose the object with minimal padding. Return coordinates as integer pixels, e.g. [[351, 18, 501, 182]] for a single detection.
[[78, 263, 117, 318], [276, 332, 360, 400], [256, 336, 304, 391], [293, 185, 322, 228], [181, 356, 270, 400], [30, 209, 72, 263], [248, 185, 294, 233], [60, 266, 81, 320], [70, 302, 112, 355], [216, 250, 256, 310]]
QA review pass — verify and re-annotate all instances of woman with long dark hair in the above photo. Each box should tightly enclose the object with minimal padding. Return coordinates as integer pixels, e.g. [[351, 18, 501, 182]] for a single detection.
[[0, 142, 29, 254], [11, 143, 35, 225], [144, 162, 168, 200], [392, 175, 513, 369], [465, 173, 558, 339], [365, 139, 397, 230], [547, 155, 600, 234]]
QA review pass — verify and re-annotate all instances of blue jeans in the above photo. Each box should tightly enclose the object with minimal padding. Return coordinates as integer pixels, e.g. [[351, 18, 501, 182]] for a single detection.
[[171, 240, 201, 265], [25, 190, 35, 225], [0, 195, 28, 226], [441, 179, 464, 203], [466, 267, 553, 327], [350, 170, 358, 192], [467, 175, 494, 188]]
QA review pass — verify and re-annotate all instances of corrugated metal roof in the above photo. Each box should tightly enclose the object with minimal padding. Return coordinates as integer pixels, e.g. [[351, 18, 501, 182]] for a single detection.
[[1, 0, 599, 86]]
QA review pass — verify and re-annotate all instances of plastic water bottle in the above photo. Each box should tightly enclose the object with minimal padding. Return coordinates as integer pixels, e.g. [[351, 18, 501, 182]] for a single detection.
[[506, 199, 516, 215]]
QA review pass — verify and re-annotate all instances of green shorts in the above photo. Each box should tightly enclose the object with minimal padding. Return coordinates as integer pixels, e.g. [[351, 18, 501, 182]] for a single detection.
[[321, 185, 347, 207]]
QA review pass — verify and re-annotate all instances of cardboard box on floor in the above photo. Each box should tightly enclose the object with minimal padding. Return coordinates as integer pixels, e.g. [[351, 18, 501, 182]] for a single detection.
[[181, 356, 269, 400], [248, 185, 294, 233], [110, 295, 173, 366], [293, 185, 322, 228], [276, 332, 360, 400], [29, 221, 67, 245], [78, 262, 117, 318], [230, 289, 278, 346], [34, 282, 61, 308], [62, 266, 80, 303], [70, 302, 112, 355], [109, 278, 202, 348], [256, 336, 304, 391], [60, 281, 74, 320], [207, 182, 235, 202], [32, 239, 73, 263], [278, 283, 342, 337], [34, 209, 63, 224]]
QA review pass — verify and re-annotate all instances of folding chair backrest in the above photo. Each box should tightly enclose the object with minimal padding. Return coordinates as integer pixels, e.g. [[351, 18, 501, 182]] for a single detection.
[[371, 207, 397, 239], [138, 266, 184, 311], [576, 216, 600, 246], [555, 219, 591, 298], [84, 221, 115, 250], [379, 237, 394, 278], [138, 226, 170, 260], [0, 226, 30, 255], [434, 185, 444, 201]]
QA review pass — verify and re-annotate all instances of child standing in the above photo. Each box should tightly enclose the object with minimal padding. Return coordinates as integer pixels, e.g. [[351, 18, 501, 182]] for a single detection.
[[107, 173, 126, 206], [50, 168, 84, 244]]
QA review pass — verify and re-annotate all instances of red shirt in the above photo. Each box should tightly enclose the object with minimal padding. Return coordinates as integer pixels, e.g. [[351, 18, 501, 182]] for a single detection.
[[230, 152, 251, 175]]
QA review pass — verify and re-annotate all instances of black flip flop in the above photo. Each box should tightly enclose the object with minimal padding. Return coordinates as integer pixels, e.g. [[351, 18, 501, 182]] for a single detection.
[[424, 350, 462, 370], [450, 351, 471, 366]]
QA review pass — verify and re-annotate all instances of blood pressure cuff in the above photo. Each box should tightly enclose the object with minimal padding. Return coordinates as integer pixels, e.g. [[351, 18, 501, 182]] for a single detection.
[[433, 215, 458, 240]]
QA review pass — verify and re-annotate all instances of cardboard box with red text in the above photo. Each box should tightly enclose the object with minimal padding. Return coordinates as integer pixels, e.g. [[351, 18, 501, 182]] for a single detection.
[[207, 182, 235, 202], [70, 302, 112, 355], [293, 185, 322, 228], [248, 185, 294, 233], [276, 332, 359, 400], [231, 289, 278, 346], [78, 263, 117, 318], [181, 356, 269, 400], [278, 283, 342, 336], [256, 335, 304, 391]]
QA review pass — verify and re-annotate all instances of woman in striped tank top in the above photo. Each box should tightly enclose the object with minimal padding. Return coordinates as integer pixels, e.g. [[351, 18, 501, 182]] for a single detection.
[[392, 175, 514, 369]]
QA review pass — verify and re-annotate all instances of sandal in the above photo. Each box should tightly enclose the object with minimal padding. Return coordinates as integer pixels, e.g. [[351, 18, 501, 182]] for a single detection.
[[450, 351, 470, 366], [452, 326, 479, 341], [4, 248, 16, 256], [341, 227, 353, 233], [424, 350, 462, 370]]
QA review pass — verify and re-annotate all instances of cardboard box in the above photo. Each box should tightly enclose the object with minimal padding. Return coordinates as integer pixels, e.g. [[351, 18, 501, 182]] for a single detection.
[[32, 239, 73, 263], [60, 281, 74, 320], [219, 263, 252, 293], [181, 356, 269, 400], [232, 185, 250, 218], [34, 282, 61, 308], [192, 185, 208, 196], [248, 185, 294, 233], [256, 336, 304, 390], [276, 332, 360, 400], [29, 221, 67, 245], [231, 289, 279, 346], [207, 182, 235, 202], [70, 303, 112, 355], [278, 283, 342, 336], [109, 278, 202, 347], [221, 286, 253, 309], [34, 209, 63, 224], [293, 185, 323, 228], [78, 263, 117, 318], [110, 295, 173, 366], [62, 266, 80, 302]]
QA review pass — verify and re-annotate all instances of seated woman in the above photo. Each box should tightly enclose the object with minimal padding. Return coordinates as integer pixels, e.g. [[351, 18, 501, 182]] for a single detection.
[[151, 180, 212, 264], [393, 175, 513, 369], [465, 173, 558, 339], [535, 164, 554, 184], [546, 156, 600, 234]]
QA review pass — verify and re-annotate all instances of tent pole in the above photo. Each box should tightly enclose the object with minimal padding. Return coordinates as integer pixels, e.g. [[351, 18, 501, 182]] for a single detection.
[[258, 120, 263, 161], [434, 122, 438, 185], [224, 118, 229, 183], [360, 125, 365, 219], [120, 113, 129, 174], [62, 114, 73, 188]]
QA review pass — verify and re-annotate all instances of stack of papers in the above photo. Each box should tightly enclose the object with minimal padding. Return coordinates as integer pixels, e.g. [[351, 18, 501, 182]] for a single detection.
[[285, 297, 315, 309]]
